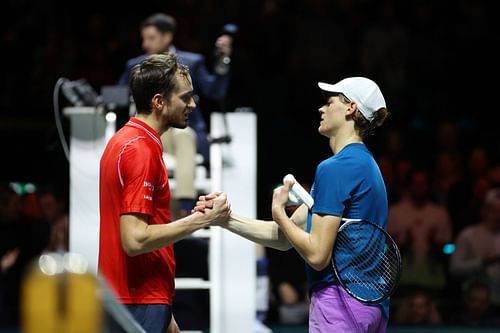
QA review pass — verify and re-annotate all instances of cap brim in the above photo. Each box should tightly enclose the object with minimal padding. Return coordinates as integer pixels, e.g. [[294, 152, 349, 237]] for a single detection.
[[318, 82, 341, 94]]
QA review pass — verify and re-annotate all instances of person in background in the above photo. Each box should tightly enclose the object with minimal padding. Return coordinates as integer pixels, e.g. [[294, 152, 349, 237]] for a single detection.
[[38, 184, 69, 253], [388, 168, 453, 296], [449, 188, 500, 307], [393, 290, 443, 326], [0, 183, 50, 328], [449, 279, 500, 326], [118, 12, 233, 217]]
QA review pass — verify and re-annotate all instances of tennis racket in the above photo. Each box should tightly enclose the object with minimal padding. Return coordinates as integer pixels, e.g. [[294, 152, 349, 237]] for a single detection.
[[332, 219, 402, 304]]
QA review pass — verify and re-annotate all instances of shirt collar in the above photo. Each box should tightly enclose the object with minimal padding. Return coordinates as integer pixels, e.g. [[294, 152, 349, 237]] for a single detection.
[[125, 117, 163, 149]]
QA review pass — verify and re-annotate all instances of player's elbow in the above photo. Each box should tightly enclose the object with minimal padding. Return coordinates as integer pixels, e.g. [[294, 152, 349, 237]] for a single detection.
[[120, 219, 151, 256], [273, 243, 293, 252], [272, 238, 293, 251], [308, 255, 330, 271], [121, 238, 146, 257]]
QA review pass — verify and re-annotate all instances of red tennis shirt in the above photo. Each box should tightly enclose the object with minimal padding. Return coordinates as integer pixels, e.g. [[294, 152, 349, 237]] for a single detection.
[[98, 117, 175, 304]]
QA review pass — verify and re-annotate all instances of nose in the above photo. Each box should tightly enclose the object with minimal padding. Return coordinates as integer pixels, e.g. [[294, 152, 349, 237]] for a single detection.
[[188, 97, 197, 109]]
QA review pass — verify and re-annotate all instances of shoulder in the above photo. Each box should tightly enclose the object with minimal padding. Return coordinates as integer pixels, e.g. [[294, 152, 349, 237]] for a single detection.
[[455, 225, 481, 241], [176, 50, 204, 65], [118, 135, 161, 170], [316, 156, 340, 175], [318, 147, 370, 175], [126, 54, 148, 68], [113, 132, 148, 156], [334, 144, 373, 164]]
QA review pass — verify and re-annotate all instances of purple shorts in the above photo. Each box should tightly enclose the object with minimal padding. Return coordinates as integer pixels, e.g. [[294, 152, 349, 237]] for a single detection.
[[309, 284, 387, 333]]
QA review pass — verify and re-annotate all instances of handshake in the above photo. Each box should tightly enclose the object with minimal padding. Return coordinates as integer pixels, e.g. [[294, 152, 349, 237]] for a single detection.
[[191, 174, 312, 227], [191, 191, 232, 227]]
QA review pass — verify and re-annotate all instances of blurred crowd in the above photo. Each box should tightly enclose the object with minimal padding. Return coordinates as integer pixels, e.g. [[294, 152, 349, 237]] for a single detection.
[[2, 0, 499, 182], [0, 182, 69, 328]]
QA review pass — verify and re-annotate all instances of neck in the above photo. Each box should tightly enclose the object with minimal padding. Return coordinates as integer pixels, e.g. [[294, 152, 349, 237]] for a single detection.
[[330, 129, 363, 154], [135, 113, 166, 135]]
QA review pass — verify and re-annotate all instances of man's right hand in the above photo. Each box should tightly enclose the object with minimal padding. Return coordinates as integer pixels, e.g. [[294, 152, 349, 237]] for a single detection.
[[192, 192, 221, 212], [194, 192, 231, 226]]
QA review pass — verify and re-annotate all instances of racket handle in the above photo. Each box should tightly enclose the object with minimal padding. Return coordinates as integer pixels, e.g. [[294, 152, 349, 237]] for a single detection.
[[283, 174, 314, 209]]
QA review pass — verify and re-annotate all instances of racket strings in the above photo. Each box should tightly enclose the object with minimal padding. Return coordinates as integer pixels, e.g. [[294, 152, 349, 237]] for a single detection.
[[333, 223, 401, 303]]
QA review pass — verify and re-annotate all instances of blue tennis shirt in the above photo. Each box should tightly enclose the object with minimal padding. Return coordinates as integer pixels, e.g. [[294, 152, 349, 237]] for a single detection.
[[305, 143, 390, 318]]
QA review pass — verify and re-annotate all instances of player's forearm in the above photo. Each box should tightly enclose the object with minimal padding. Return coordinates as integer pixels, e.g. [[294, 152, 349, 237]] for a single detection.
[[122, 212, 209, 256], [224, 213, 292, 251], [272, 206, 329, 270]]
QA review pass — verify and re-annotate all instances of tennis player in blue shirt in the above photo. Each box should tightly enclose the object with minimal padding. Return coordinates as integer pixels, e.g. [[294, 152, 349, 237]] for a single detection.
[[195, 77, 390, 332]]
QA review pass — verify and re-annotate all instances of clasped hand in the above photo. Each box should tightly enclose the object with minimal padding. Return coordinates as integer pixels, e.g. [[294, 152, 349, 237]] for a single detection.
[[193, 192, 231, 226]]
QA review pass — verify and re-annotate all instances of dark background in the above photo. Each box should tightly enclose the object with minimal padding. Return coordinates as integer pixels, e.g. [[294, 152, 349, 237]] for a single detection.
[[1, 0, 499, 219]]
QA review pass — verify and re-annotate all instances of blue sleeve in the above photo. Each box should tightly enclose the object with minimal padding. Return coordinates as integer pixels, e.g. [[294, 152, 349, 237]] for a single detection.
[[117, 68, 130, 86], [117, 56, 146, 86]]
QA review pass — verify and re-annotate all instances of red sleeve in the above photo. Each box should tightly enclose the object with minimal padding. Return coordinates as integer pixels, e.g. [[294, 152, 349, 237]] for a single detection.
[[119, 140, 161, 216]]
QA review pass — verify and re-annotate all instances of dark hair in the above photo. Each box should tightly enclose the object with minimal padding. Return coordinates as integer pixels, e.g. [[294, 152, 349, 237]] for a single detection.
[[141, 13, 176, 33], [129, 53, 189, 114], [353, 107, 390, 139]]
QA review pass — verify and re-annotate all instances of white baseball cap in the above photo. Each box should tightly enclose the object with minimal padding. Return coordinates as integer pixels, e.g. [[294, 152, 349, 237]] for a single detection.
[[318, 77, 386, 122]]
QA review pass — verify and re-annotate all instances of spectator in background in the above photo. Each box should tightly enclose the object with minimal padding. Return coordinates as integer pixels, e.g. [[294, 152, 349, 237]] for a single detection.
[[38, 184, 69, 253], [276, 281, 309, 325], [431, 150, 463, 206], [431, 120, 464, 205], [388, 169, 453, 296], [0, 183, 50, 328], [448, 279, 500, 326], [488, 163, 500, 188], [449, 188, 500, 307], [118, 12, 233, 217], [393, 290, 443, 326], [266, 187, 310, 326], [267, 246, 309, 326], [376, 129, 412, 204], [448, 146, 492, 235]]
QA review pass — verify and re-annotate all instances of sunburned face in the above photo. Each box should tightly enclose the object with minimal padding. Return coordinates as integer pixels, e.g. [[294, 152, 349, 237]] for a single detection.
[[317, 96, 348, 138], [161, 72, 196, 130]]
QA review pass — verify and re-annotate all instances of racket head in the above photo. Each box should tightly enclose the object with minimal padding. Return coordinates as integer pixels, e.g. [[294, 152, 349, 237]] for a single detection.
[[331, 220, 402, 304]]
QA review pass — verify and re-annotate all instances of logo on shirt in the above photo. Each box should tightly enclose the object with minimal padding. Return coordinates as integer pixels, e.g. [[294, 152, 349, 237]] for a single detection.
[[143, 181, 154, 192]]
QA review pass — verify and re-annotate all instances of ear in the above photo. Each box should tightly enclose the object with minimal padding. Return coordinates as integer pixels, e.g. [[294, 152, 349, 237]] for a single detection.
[[162, 32, 174, 46], [151, 94, 164, 112], [345, 101, 357, 117]]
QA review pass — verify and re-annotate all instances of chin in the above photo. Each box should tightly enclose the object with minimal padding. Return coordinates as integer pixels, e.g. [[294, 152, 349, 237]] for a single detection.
[[173, 123, 188, 130], [318, 127, 330, 138]]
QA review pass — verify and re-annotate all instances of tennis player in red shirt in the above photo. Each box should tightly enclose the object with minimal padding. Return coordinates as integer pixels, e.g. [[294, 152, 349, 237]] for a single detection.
[[99, 53, 230, 333]]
